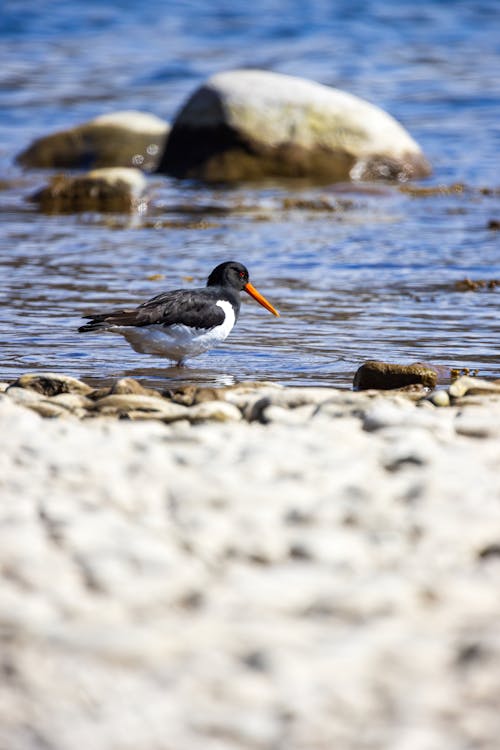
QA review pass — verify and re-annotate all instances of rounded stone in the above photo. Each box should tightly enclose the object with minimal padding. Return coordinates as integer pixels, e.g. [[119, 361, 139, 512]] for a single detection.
[[17, 110, 170, 171], [427, 390, 451, 407], [157, 69, 431, 183], [353, 361, 438, 391]]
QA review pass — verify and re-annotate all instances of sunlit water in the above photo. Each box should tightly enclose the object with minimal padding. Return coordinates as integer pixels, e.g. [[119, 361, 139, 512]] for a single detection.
[[1, 0, 499, 388]]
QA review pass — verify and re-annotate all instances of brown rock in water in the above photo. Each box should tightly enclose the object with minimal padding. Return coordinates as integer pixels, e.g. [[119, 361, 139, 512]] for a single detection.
[[353, 361, 438, 391], [16, 111, 169, 171], [31, 168, 147, 214], [157, 69, 431, 183], [454, 278, 500, 291]]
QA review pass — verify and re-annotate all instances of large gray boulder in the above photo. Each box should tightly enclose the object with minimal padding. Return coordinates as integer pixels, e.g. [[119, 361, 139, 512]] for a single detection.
[[17, 111, 169, 172], [157, 69, 431, 182]]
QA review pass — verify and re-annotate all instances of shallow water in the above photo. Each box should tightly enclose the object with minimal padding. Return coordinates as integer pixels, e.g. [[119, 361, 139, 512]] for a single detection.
[[1, 0, 499, 388]]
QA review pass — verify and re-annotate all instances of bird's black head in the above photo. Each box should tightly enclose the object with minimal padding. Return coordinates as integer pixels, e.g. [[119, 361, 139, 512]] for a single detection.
[[206, 261, 249, 291], [206, 260, 280, 317]]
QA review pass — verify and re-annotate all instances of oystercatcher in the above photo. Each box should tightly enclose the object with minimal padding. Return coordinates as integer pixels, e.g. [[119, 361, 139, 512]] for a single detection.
[[78, 261, 279, 366]]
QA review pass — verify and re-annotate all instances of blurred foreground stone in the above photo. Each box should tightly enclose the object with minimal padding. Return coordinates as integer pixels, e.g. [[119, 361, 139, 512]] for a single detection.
[[158, 69, 431, 182], [1, 373, 500, 750]]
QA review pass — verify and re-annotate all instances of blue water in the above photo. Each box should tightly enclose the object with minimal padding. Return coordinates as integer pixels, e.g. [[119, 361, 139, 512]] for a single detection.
[[0, 0, 499, 387]]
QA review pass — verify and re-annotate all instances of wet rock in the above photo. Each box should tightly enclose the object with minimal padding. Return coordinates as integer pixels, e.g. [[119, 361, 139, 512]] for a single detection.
[[449, 376, 500, 399], [31, 167, 147, 214], [354, 361, 438, 390], [157, 69, 430, 183], [399, 182, 465, 197], [17, 110, 169, 171], [8, 372, 93, 397], [281, 196, 354, 212]]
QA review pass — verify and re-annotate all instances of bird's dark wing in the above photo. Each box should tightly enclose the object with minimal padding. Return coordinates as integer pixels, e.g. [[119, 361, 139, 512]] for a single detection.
[[137, 289, 226, 328], [79, 289, 226, 332]]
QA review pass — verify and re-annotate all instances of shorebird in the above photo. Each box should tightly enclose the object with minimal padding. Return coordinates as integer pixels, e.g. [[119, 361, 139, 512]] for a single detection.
[[78, 261, 279, 366]]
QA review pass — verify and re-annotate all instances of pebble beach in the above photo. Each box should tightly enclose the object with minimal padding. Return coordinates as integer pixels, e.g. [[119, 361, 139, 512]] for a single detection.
[[1, 375, 500, 749]]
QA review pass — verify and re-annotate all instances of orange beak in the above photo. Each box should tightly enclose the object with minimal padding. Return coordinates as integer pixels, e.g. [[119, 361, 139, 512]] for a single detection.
[[244, 282, 280, 317]]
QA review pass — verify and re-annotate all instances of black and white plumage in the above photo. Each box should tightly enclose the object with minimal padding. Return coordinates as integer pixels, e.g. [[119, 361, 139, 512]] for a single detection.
[[78, 261, 279, 366]]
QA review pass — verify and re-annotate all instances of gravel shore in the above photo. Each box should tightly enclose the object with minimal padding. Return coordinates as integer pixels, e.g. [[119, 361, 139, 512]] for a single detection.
[[1, 378, 500, 750]]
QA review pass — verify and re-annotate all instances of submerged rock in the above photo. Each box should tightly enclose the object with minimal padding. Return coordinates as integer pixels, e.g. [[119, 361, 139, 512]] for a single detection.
[[17, 111, 169, 171], [157, 69, 431, 183], [31, 167, 147, 213], [354, 361, 438, 390], [453, 278, 500, 292]]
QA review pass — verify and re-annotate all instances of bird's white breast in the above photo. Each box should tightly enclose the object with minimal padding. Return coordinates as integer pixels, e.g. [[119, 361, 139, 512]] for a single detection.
[[112, 299, 236, 362]]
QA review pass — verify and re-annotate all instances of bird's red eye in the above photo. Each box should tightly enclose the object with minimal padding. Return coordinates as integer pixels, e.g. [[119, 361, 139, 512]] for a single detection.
[[239, 271, 245, 278]]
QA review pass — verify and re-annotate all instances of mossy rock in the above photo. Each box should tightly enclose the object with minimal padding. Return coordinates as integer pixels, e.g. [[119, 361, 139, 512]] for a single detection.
[[17, 111, 169, 171], [354, 361, 438, 390]]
